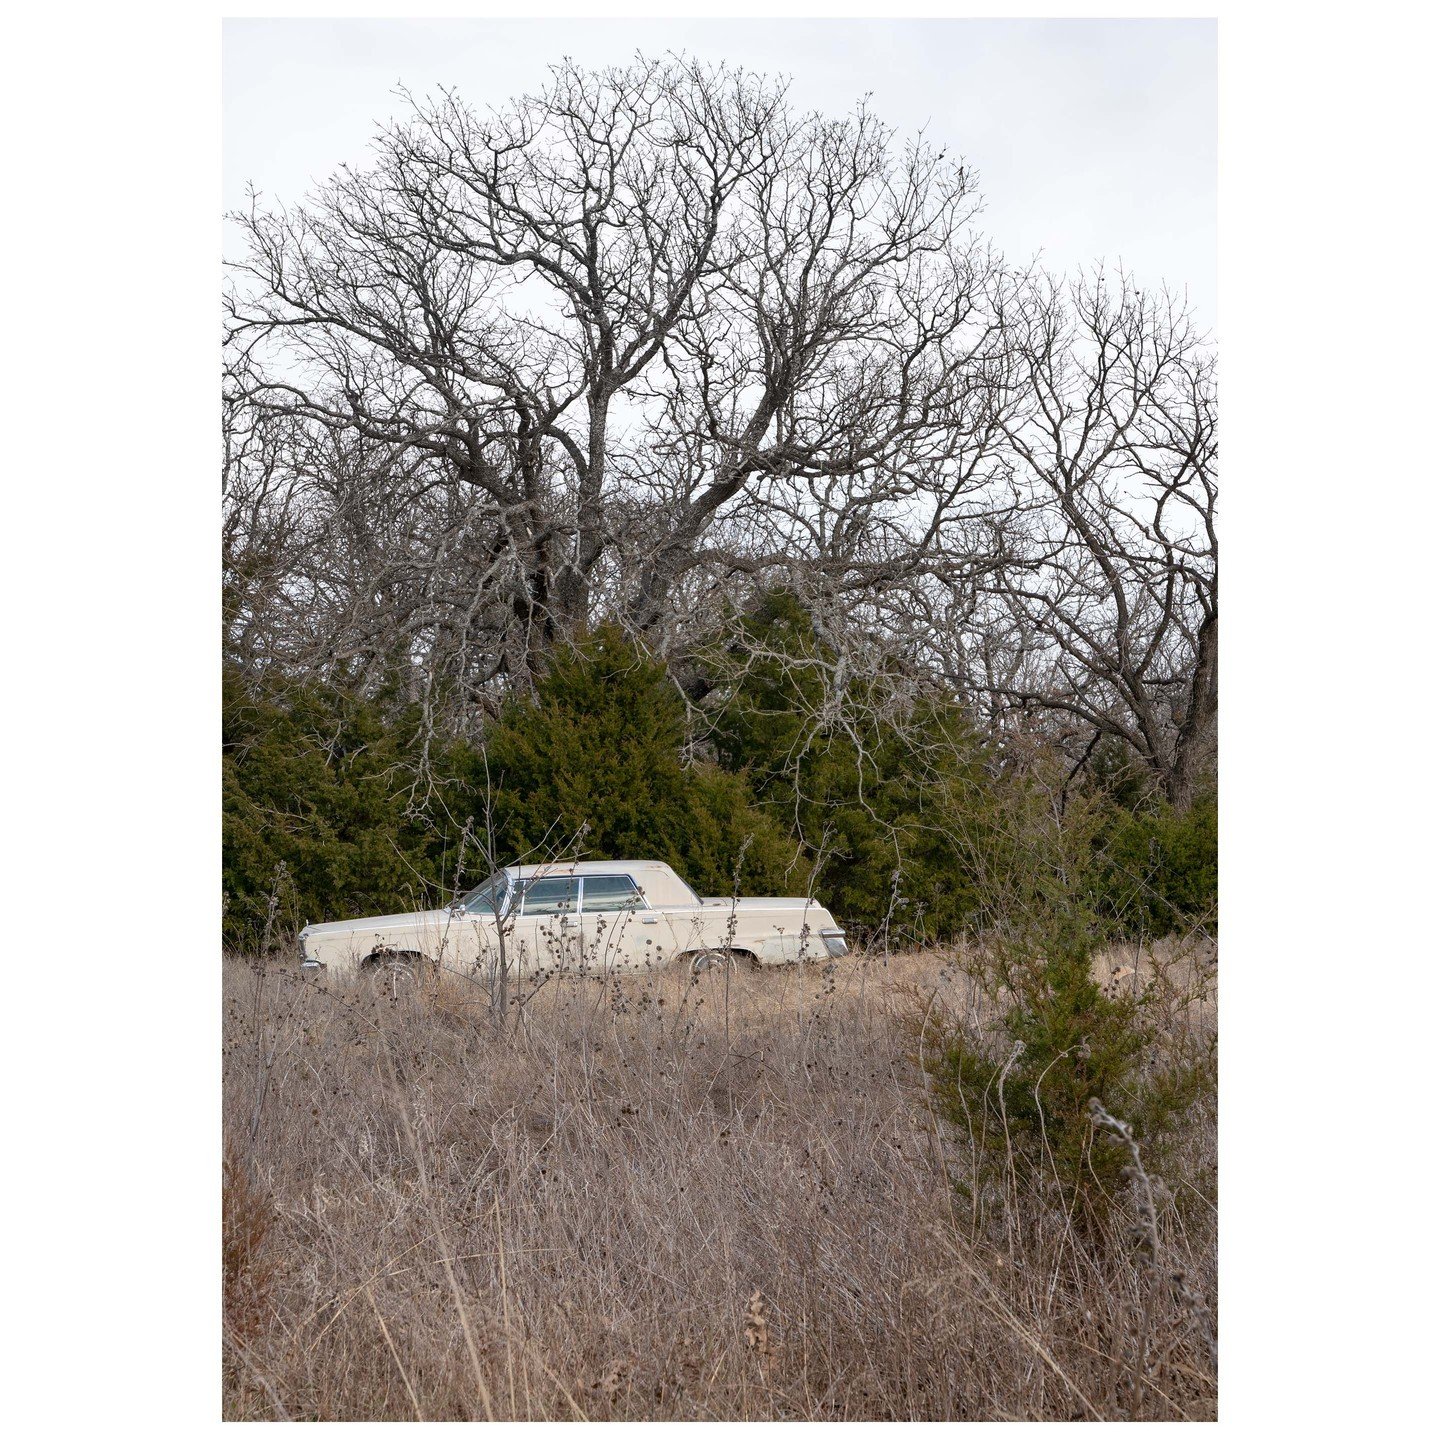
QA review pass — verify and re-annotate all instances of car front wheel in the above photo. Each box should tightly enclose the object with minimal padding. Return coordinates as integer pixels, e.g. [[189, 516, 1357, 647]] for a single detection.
[[361, 950, 429, 997]]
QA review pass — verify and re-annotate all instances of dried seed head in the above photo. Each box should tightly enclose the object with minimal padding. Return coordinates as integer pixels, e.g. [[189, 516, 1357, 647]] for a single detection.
[[744, 1288, 771, 1356]]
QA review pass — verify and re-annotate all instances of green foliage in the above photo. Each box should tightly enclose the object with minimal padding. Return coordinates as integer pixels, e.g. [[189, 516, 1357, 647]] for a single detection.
[[223, 604, 1215, 953], [1080, 739, 1217, 937], [222, 671, 468, 947], [923, 800, 1211, 1217], [1093, 791, 1218, 939], [479, 626, 798, 896], [703, 590, 1009, 942], [223, 634, 798, 946]]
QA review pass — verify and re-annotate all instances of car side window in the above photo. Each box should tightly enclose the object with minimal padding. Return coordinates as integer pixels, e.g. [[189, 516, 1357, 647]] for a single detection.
[[581, 875, 643, 912], [518, 877, 579, 916]]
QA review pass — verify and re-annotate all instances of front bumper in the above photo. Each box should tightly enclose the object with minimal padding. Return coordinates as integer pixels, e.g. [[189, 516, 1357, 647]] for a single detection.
[[298, 927, 326, 973]]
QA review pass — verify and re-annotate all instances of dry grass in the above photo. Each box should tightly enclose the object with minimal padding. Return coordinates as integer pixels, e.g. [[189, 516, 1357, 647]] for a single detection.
[[223, 941, 1216, 1421]]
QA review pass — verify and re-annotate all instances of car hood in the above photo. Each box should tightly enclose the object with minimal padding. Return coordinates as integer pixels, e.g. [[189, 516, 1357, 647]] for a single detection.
[[300, 909, 458, 938]]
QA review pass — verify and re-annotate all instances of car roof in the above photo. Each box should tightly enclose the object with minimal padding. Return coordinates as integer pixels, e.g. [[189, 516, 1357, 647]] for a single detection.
[[505, 860, 675, 879]]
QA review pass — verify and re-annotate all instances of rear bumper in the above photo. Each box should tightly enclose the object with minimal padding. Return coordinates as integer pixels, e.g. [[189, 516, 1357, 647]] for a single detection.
[[820, 927, 849, 958]]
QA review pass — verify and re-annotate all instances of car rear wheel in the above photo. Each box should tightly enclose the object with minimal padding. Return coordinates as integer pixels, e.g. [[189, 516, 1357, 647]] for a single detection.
[[687, 948, 755, 974]]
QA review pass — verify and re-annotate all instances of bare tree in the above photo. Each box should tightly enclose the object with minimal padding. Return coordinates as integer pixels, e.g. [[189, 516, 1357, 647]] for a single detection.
[[225, 58, 1022, 706], [224, 383, 530, 717], [227, 57, 784, 688], [623, 102, 1012, 644], [969, 269, 1217, 809], [224, 59, 1217, 814]]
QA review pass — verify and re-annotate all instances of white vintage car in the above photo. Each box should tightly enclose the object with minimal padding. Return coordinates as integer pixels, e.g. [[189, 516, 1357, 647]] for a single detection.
[[297, 859, 848, 981]]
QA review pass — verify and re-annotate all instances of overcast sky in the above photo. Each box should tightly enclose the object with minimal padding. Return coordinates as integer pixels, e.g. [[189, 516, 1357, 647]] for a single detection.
[[224, 17, 1215, 334]]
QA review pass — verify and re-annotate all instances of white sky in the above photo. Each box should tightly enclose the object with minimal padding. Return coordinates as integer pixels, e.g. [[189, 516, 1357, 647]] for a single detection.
[[223, 16, 1216, 336]]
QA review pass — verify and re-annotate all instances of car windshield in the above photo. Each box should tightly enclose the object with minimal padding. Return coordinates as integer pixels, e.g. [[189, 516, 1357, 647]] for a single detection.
[[460, 871, 509, 916]]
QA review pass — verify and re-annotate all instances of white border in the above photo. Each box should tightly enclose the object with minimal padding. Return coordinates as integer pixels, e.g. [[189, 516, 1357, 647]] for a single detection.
[[4, 3, 1434, 1433]]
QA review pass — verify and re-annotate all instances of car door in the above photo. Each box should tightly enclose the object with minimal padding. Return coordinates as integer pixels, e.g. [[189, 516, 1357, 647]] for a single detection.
[[452, 871, 509, 978], [576, 874, 649, 970], [510, 876, 581, 974]]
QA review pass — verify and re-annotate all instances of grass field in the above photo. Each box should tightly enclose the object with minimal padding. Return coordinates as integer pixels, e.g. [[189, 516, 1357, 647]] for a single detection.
[[223, 941, 1216, 1420]]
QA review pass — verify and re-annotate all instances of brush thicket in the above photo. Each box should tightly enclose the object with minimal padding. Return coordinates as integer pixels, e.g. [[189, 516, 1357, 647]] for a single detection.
[[222, 939, 1215, 1421]]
